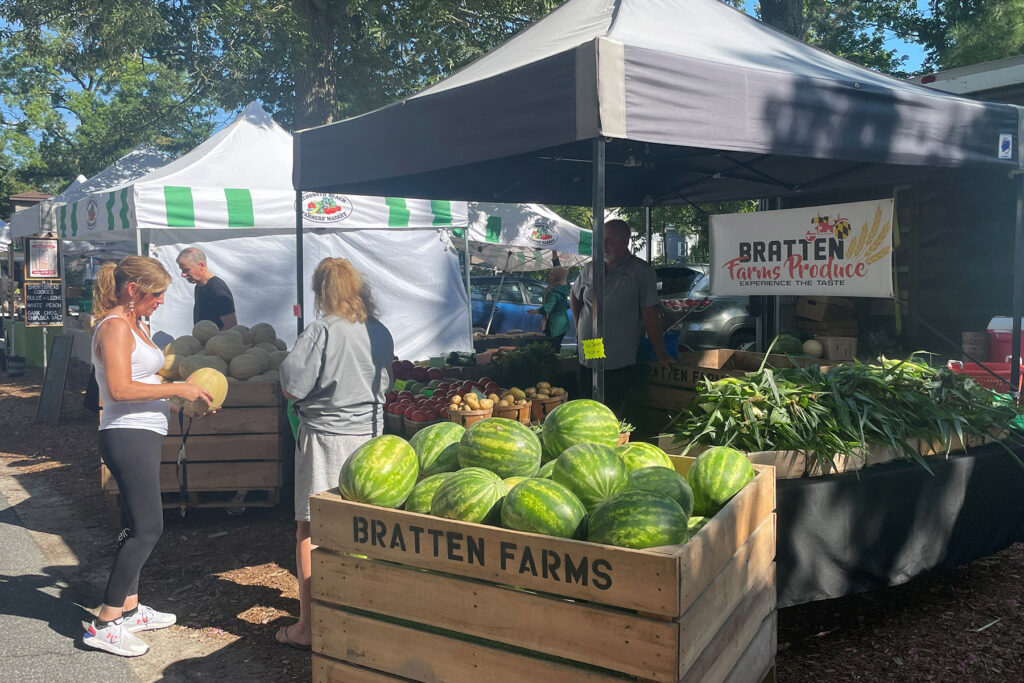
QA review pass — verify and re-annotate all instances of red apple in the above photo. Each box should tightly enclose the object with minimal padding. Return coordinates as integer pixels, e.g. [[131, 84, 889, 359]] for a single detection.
[[436, 382, 450, 392], [477, 376, 494, 386], [426, 367, 443, 380]]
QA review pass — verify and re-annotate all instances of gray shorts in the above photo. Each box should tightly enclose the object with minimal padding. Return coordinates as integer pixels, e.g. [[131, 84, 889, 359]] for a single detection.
[[294, 424, 371, 522]]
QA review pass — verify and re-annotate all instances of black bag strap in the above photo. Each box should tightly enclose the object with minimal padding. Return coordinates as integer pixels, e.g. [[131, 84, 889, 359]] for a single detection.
[[175, 408, 193, 517]]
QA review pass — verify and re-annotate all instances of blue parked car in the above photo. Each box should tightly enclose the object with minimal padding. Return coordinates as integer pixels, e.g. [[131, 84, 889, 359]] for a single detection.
[[470, 276, 576, 346]]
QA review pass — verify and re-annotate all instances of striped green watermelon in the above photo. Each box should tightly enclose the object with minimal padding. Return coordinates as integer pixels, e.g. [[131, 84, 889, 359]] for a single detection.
[[501, 479, 586, 539], [502, 476, 529, 490], [409, 422, 465, 477], [626, 466, 694, 518], [616, 442, 674, 472], [587, 490, 689, 549], [405, 472, 456, 514], [338, 435, 419, 508], [541, 400, 620, 463], [686, 446, 755, 517], [687, 516, 709, 534], [457, 417, 541, 478], [536, 459, 556, 479], [430, 467, 507, 524], [552, 442, 628, 512]]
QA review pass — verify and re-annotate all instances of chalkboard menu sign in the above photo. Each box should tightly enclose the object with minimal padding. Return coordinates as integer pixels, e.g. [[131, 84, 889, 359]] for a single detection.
[[25, 281, 64, 327], [37, 335, 73, 425]]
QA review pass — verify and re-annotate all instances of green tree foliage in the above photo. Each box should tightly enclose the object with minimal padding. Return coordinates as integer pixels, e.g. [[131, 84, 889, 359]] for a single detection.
[[940, 0, 1024, 68]]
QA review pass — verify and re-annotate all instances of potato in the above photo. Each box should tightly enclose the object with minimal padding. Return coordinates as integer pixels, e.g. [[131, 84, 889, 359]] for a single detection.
[[479, 398, 494, 409], [451, 395, 462, 405], [488, 393, 500, 402], [499, 398, 512, 406], [536, 381, 551, 390], [510, 388, 527, 400]]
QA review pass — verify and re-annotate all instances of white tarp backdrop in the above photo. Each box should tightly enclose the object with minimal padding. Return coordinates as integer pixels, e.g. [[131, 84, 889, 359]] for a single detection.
[[710, 199, 894, 297], [462, 202, 591, 271]]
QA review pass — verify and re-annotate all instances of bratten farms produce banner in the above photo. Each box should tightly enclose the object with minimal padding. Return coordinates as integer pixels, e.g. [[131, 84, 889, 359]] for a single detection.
[[710, 199, 894, 297]]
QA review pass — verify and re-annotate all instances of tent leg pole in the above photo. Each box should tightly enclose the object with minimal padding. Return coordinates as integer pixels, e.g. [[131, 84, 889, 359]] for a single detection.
[[136, 229, 143, 257], [1010, 173, 1024, 394], [591, 138, 606, 405], [296, 190, 304, 335], [485, 251, 512, 335], [644, 206, 652, 263], [465, 230, 473, 349]]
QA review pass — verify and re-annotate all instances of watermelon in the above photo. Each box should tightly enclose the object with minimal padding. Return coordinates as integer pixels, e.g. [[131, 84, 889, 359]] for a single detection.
[[501, 479, 586, 539], [502, 476, 529, 490], [431, 467, 507, 524], [626, 467, 694, 518], [772, 334, 803, 355], [687, 516, 709, 534], [457, 417, 541, 478], [338, 435, 419, 508], [552, 443, 628, 512], [686, 446, 755, 517], [587, 490, 689, 549], [536, 460, 556, 479], [409, 422, 465, 477], [541, 400, 620, 463], [616, 442, 673, 472], [404, 472, 456, 514]]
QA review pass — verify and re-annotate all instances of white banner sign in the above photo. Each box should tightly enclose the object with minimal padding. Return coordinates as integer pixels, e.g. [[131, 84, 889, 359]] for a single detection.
[[710, 199, 894, 297]]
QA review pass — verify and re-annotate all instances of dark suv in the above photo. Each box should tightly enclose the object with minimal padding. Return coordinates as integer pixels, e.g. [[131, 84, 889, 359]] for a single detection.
[[655, 265, 753, 350], [470, 276, 577, 344]]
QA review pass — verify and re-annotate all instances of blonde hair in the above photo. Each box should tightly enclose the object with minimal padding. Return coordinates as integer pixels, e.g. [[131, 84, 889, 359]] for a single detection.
[[312, 258, 376, 323], [92, 256, 172, 318]]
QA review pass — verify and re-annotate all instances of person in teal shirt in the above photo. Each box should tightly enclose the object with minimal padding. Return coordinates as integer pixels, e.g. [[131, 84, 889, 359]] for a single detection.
[[529, 265, 571, 349]]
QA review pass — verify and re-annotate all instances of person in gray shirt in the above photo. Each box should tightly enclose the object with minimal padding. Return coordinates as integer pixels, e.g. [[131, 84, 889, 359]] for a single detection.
[[276, 258, 394, 650]]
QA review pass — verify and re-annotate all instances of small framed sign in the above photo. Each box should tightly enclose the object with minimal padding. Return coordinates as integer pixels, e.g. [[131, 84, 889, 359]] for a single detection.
[[25, 237, 61, 280]]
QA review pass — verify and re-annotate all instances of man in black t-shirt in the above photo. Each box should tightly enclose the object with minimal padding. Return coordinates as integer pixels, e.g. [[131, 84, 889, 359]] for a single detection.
[[176, 247, 237, 330]]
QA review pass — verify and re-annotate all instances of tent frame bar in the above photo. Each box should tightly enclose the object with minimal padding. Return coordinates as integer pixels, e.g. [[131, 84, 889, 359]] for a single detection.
[[590, 138, 606, 403], [1010, 171, 1024, 393]]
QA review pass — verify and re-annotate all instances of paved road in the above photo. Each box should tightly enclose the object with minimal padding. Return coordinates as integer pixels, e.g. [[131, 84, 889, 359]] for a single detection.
[[0, 487, 133, 681]]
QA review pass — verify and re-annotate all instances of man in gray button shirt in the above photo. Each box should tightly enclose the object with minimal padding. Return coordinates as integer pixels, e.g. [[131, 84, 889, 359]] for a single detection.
[[571, 219, 670, 413]]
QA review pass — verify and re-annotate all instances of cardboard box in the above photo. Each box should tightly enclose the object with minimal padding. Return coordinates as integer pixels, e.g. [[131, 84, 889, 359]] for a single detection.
[[817, 336, 857, 360], [797, 318, 859, 337], [795, 296, 855, 321], [642, 349, 822, 390]]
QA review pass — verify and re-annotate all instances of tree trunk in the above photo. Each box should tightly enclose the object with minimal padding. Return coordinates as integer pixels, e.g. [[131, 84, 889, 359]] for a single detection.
[[760, 0, 806, 40], [292, 0, 336, 129]]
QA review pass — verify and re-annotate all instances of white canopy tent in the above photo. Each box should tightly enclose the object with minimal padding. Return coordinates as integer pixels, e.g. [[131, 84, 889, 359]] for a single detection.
[[462, 202, 591, 272], [57, 103, 473, 358]]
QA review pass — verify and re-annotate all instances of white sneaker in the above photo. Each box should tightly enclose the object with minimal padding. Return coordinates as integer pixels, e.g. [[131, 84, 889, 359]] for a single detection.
[[83, 618, 150, 657], [123, 604, 177, 632]]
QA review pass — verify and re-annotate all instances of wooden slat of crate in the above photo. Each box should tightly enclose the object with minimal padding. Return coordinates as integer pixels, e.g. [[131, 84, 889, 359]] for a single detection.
[[673, 465, 775, 613], [311, 493, 680, 616], [101, 461, 280, 492], [167, 406, 279, 435], [722, 612, 777, 683], [676, 514, 775, 674], [222, 381, 280, 407], [312, 549, 679, 681], [312, 602, 621, 682], [628, 384, 697, 413], [679, 564, 776, 683], [159, 434, 280, 462], [313, 655, 410, 683]]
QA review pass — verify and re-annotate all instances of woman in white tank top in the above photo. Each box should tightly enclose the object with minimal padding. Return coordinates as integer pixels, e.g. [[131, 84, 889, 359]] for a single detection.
[[83, 256, 213, 658]]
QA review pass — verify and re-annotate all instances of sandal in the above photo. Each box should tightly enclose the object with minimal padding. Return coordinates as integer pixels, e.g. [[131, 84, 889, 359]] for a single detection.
[[275, 624, 311, 651]]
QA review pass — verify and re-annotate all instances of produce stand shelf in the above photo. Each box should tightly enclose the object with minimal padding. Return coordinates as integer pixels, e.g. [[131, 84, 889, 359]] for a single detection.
[[309, 456, 777, 683], [101, 381, 290, 510]]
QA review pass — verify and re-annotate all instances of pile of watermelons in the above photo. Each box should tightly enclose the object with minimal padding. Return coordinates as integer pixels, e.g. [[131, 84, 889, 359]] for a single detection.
[[337, 399, 756, 549]]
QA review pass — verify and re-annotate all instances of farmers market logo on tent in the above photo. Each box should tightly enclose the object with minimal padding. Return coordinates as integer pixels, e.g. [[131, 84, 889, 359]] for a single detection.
[[85, 197, 99, 230], [722, 205, 891, 285], [302, 193, 353, 223], [525, 218, 558, 247]]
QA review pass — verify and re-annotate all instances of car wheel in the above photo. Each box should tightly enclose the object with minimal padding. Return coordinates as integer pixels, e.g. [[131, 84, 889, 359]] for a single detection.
[[730, 331, 756, 351]]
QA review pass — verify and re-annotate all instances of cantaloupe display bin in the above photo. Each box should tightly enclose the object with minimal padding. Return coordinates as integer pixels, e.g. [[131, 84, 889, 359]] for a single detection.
[[309, 455, 777, 683]]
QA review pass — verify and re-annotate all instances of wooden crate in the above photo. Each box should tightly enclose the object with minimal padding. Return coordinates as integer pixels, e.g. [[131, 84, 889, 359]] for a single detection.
[[101, 381, 288, 510], [309, 456, 776, 682]]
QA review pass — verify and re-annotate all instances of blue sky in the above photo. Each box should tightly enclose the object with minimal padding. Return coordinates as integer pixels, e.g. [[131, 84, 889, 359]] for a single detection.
[[742, 0, 928, 73]]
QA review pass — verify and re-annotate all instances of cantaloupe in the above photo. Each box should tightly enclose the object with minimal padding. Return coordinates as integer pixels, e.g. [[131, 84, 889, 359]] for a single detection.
[[253, 342, 278, 354], [231, 324, 252, 345], [170, 367, 229, 416], [259, 369, 279, 381], [165, 335, 202, 357], [158, 353, 181, 380], [206, 333, 245, 361], [250, 322, 277, 345], [269, 350, 287, 369], [802, 339, 824, 358], [229, 353, 263, 380], [246, 347, 272, 373], [273, 338, 287, 351], [192, 320, 220, 344]]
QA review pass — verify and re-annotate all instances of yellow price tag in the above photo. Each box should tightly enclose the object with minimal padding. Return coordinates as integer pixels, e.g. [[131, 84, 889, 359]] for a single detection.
[[581, 338, 606, 360]]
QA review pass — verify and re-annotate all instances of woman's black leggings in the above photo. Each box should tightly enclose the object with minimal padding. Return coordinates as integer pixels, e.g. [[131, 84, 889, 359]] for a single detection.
[[98, 428, 164, 607]]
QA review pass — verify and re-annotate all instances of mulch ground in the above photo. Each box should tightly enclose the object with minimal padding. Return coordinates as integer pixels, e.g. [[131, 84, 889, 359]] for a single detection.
[[1, 369, 1021, 681]]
